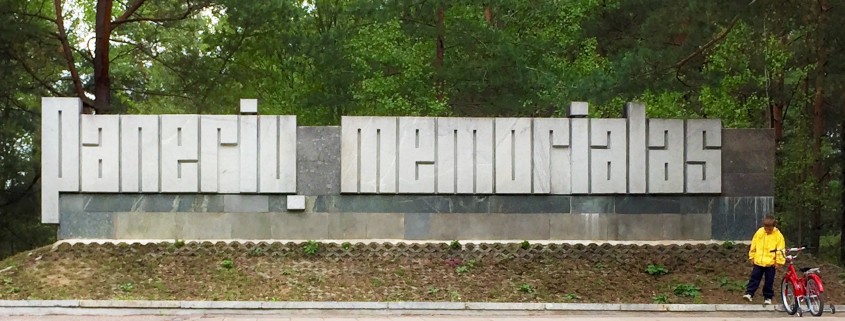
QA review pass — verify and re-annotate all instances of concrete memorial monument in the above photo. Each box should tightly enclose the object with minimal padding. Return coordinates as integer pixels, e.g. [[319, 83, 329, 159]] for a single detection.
[[41, 98, 772, 241]]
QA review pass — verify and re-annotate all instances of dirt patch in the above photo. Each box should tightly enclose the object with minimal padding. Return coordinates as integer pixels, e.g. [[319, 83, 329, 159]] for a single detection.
[[0, 242, 843, 304]]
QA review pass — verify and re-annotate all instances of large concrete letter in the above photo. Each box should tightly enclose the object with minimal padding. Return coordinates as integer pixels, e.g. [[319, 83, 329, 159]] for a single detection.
[[570, 102, 590, 194], [625, 102, 646, 193], [398, 117, 435, 193], [590, 119, 627, 194], [495, 118, 532, 193], [686, 119, 721, 193], [161, 115, 199, 192], [121, 116, 160, 192], [437, 118, 494, 194], [239, 114, 258, 192], [80, 115, 120, 192], [340, 116, 398, 193], [200, 116, 240, 193], [41, 97, 81, 223], [533, 118, 571, 194], [647, 119, 684, 193], [258, 115, 297, 193]]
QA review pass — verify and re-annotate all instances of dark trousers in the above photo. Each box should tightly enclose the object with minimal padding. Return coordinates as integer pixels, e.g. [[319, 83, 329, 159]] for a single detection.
[[746, 265, 776, 299]]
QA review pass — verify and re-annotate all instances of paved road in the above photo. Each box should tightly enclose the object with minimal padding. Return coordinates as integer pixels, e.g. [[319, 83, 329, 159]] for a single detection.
[[4, 313, 844, 321]]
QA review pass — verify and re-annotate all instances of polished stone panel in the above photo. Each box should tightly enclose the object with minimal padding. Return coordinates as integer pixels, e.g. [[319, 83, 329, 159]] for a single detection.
[[80, 115, 120, 192], [258, 115, 297, 193], [495, 118, 532, 193], [590, 119, 627, 194], [120, 115, 160, 192], [41, 97, 81, 223], [200, 115, 240, 193], [239, 115, 258, 192], [340, 116, 397, 193], [160, 115, 199, 192], [436, 118, 494, 194], [625, 103, 647, 194], [647, 119, 684, 193], [570, 118, 590, 194], [532, 118, 571, 194], [398, 117, 436, 193], [686, 119, 722, 193]]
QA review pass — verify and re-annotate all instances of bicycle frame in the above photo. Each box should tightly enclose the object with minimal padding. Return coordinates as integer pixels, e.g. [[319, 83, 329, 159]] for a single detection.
[[779, 247, 826, 315]]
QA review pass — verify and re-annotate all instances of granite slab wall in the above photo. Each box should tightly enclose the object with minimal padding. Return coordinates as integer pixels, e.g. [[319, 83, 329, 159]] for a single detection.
[[56, 128, 775, 241], [58, 194, 772, 241]]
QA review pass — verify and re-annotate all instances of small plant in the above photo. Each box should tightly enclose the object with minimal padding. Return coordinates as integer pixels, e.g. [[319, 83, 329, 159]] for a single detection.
[[563, 293, 581, 301], [449, 240, 462, 250], [518, 283, 535, 294], [2, 278, 11, 285], [594, 262, 605, 270], [673, 283, 701, 298], [520, 240, 530, 250], [646, 264, 669, 276], [303, 240, 319, 255], [717, 276, 747, 292], [341, 242, 352, 251], [8, 287, 20, 294], [653, 294, 670, 304], [456, 266, 470, 274], [449, 289, 461, 301], [249, 247, 266, 256], [721, 241, 736, 249], [118, 282, 134, 293], [173, 239, 186, 248], [395, 268, 406, 277], [371, 277, 384, 287], [221, 258, 234, 270], [427, 286, 440, 295]]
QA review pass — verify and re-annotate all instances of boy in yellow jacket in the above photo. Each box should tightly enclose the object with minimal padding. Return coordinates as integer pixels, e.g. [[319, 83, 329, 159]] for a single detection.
[[743, 215, 786, 305]]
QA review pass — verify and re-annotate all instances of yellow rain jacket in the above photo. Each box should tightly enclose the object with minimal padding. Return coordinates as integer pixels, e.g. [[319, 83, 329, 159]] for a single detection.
[[748, 227, 786, 267]]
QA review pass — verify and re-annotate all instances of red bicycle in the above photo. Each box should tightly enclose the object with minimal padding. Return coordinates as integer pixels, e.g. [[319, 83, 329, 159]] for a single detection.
[[776, 247, 833, 317]]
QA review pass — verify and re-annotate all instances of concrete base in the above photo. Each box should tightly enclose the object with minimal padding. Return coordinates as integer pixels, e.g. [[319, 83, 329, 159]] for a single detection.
[[58, 194, 772, 241]]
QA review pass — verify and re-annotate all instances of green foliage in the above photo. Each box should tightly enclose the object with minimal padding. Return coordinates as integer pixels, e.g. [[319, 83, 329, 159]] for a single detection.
[[174, 239, 186, 249], [721, 241, 736, 250], [449, 240, 462, 250], [427, 286, 440, 295], [220, 259, 234, 270], [341, 242, 352, 251], [118, 282, 134, 293], [518, 283, 535, 294], [563, 293, 581, 301], [717, 277, 747, 292], [303, 240, 319, 256], [455, 259, 477, 274], [645, 264, 669, 276], [520, 240, 530, 250], [653, 294, 670, 304], [673, 283, 701, 298]]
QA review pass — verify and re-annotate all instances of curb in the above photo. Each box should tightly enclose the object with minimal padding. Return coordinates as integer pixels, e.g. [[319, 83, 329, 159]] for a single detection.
[[1, 300, 834, 316]]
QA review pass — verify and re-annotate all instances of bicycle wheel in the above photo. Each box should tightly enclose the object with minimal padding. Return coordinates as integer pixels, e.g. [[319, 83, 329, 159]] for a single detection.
[[781, 278, 798, 315], [806, 278, 823, 316]]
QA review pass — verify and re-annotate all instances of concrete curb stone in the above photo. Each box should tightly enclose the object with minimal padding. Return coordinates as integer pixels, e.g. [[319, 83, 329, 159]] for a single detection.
[[0, 300, 840, 314]]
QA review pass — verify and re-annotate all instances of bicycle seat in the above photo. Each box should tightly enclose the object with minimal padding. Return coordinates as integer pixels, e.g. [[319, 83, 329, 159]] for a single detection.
[[800, 267, 820, 274]]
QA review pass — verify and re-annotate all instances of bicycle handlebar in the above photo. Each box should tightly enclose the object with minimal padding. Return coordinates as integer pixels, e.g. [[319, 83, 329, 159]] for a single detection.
[[769, 247, 805, 253]]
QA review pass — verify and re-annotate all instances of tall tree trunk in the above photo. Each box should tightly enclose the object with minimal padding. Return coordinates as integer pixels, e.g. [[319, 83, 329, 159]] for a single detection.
[[809, 0, 828, 256], [94, 0, 113, 114], [435, 5, 445, 103], [53, 0, 93, 111], [840, 117, 845, 264]]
